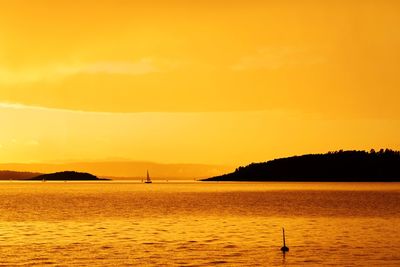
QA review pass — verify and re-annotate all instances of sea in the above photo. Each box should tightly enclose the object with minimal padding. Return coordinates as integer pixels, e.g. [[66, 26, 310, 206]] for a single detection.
[[0, 181, 399, 266]]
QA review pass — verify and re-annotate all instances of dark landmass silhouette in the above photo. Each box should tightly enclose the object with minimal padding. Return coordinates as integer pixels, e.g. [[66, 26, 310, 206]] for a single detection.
[[0, 170, 43, 180], [29, 171, 109, 181], [203, 149, 400, 182], [0, 161, 233, 179]]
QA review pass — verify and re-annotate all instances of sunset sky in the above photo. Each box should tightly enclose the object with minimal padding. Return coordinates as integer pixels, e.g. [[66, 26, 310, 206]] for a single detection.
[[1, 0, 400, 176]]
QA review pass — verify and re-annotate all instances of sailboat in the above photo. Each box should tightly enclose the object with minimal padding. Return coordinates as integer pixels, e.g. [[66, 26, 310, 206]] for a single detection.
[[145, 170, 152, 184]]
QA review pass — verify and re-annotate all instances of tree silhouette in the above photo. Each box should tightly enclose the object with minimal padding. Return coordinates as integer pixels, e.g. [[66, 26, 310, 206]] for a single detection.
[[204, 149, 400, 182]]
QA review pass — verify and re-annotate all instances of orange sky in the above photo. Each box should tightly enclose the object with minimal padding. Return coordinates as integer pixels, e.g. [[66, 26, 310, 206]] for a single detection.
[[1, 1, 400, 175]]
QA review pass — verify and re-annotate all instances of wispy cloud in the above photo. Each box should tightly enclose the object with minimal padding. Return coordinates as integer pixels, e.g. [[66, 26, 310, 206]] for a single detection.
[[231, 46, 324, 71], [0, 58, 160, 85], [0, 103, 30, 110], [26, 140, 40, 146], [0, 102, 115, 114], [58, 58, 158, 75]]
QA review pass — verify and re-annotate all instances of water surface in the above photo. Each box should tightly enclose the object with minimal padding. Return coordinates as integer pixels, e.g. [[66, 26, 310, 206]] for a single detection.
[[0, 181, 399, 266]]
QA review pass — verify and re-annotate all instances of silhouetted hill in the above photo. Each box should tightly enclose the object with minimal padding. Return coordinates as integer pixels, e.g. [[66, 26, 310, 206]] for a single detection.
[[0, 170, 43, 180], [0, 161, 233, 180], [30, 171, 108, 181], [203, 149, 400, 182]]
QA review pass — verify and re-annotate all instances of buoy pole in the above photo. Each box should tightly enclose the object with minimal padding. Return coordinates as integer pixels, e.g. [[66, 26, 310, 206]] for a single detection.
[[280, 227, 289, 252], [283, 228, 286, 247]]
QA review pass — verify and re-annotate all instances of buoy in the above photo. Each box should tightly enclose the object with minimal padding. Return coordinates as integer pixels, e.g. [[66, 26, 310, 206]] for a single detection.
[[280, 227, 289, 252]]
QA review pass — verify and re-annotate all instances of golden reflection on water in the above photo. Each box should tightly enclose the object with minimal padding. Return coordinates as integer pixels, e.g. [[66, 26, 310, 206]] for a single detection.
[[0, 182, 399, 266]]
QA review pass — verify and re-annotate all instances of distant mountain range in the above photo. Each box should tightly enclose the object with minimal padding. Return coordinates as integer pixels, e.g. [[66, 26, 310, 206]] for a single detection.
[[0, 170, 42, 180], [0, 161, 233, 180], [0, 170, 106, 181], [203, 149, 400, 182]]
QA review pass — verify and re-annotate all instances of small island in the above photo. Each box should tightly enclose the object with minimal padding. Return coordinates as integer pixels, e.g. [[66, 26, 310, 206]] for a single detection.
[[29, 171, 109, 181], [203, 149, 400, 182]]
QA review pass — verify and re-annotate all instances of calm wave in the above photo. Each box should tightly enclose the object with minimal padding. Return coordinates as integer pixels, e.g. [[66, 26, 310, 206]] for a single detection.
[[0, 182, 399, 266]]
